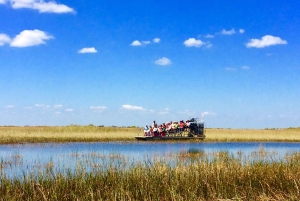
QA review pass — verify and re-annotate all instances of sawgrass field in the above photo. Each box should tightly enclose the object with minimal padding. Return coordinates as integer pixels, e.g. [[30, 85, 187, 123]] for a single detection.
[[1, 126, 300, 200], [0, 125, 300, 144]]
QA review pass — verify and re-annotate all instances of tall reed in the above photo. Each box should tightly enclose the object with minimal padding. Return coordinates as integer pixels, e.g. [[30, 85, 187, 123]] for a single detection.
[[1, 151, 300, 200]]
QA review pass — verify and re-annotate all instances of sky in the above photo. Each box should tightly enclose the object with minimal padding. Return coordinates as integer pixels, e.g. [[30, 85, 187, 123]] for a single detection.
[[0, 0, 300, 128]]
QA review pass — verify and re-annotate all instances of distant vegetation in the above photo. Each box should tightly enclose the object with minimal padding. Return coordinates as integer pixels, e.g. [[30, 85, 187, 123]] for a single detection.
[[0, 126, 300, 144]]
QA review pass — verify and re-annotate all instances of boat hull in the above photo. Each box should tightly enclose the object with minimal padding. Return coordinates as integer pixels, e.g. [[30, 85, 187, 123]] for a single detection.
[[135, 135, 206, 141]]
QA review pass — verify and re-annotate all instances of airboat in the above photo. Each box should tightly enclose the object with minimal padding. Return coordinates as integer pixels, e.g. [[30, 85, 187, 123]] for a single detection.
[[135, 118, 206, 141]]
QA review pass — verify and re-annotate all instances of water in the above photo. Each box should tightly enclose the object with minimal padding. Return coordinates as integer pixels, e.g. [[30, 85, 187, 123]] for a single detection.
[[1, 142, 300, 179]]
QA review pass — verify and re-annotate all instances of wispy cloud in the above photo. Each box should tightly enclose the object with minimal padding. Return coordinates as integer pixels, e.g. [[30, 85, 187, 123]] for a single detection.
[[130, 40, 142, 46], [225, 67, 236, 71], [65, 108, 74, 112], [153, 38, 160, 43], [35, 104, 45, 107], [183, 38, 205, 47], [204, 34, 214, 38], [142, 41, 150, 45], [242, 66, 250, 70], [221, 28, 235, 35], [90, 106, 107, 110], [239, 29, 245, 34], [201, 111, 216, 117], [78, 47, 97, 53], [122, 104, 145, 111], [54, 104, 62, 108], [246, 35, 287, 48], [155, 57, 172, 66], [8, 0, 75, 13], [0, 0, 6, 4], [0, 34, 11, 46], [10, 29, 53, 47], [5, 105, 15, 108]]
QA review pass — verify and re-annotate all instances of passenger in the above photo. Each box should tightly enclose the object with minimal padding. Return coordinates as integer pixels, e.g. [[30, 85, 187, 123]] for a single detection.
[[149, 126, 153, 136], [152, 124, 159, 137], [166, 122, 172, 131], [172, 121, 179, 130], [185, 120, 190, 127], [179, 120, 185, 131], [144, 124, 149, 136], [160, 123, 166, 137], [152, 120, 157, 128]]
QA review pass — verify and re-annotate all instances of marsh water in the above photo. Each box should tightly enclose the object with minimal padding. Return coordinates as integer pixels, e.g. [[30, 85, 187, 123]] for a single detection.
[[1, 142, 300, 178]]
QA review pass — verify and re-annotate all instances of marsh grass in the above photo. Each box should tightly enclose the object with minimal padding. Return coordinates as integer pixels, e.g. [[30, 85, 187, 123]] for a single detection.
[[1, 151, 300, 200], [1, 126, 300, 144]]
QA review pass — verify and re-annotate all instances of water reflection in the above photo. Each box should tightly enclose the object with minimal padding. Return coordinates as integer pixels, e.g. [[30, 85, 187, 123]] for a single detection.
[[1, 142, 300, 179]]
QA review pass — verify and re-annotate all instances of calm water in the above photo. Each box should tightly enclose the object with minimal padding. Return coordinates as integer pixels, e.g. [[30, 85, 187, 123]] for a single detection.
[[1, 142, 300, 178]]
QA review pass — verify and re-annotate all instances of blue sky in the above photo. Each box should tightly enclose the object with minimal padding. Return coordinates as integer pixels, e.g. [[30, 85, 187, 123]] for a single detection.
[[1, 0, 299, 128]]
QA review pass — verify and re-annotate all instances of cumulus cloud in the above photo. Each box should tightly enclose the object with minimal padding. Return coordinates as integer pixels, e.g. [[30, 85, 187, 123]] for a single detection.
[[130, 40, 142, 46], [239, 29, 245, 34], [183, 38, 205, 47], [155, 57, 172, 66], [0, 34, 11, 46], [221, 28, 235, 35], [10, 29, 53, 47], [153, 38, 160, 43], [246, 35, 287, 48], [9, 0, 74, 13], [122, 104, 145, 111], [0, 0, 6, 4], [78, 47, 97, 53]]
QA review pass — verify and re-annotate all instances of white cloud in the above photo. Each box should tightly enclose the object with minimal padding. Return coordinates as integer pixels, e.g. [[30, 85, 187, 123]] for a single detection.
[[78, 47, 97, 53], [153, 38, 160, 43], [130, 40, 142, 46], [225, 67, 236, 71], [0, 0, 6, 4], [246, 35, 287, 48], [35, 104, 44, 107], [155, 57, 172, 66], [242, 66, 250, 70], [90, 106, 107, 110], [10, 29, 53, 47], [201, 111, 216, 117], [65, 108, 74, 112], [0, 34, 11, 46], [205, 34, 214, 38], [122, 104, 145, 111], [5, 105, 15, 108], [239, 29, 245, 34], [221, 28, 236, 35], [54, 104, 62, 108], [10, 0, 74, 13], [142, 41, 150, 45], [206, 43, 212, 48], [183, 38, 205, 47]]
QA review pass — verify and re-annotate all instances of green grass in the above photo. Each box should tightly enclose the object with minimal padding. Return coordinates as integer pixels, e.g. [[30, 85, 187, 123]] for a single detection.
[[1, 150, 300, 200]]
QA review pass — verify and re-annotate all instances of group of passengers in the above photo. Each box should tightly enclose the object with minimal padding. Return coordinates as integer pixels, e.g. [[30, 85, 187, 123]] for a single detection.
[[144, 120, 191, 137]]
